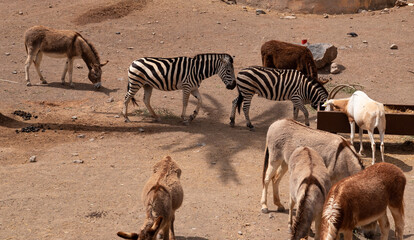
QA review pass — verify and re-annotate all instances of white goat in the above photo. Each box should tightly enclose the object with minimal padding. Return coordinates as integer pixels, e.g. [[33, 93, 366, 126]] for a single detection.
[[323, 90, 386, 165]]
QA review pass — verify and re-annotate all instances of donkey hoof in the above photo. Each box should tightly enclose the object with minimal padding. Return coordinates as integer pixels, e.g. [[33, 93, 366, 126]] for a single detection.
[[261, 208, 269, 214], [277, 206, 286, 212], [26, 82, 32, 86]]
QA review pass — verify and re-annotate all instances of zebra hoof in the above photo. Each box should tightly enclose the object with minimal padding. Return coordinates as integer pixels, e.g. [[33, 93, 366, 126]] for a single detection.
[[261, 208, 269, 214], [230, 121, 235, 127]]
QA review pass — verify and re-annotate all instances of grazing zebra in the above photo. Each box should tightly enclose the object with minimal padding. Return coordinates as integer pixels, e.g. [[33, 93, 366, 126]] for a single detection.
[[123, 53, 236, 124], [230, 66, 328, 130]]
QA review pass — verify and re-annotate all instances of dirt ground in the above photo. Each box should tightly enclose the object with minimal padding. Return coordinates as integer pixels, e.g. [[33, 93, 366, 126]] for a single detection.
[[1, 0, 414, 239]]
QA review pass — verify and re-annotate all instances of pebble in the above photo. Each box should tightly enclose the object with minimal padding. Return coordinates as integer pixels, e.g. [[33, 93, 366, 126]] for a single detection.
[[77, 134, 85, 138], [73, 160, 84, 164], [18, 11, 23, 15], [106, 97, 114, 103], [323, 13, 329, 18], [114, 115, 120, 118], [269, 213, 275, 219], [217, 21, 221, 24], [5, 52, 10, 56], [76, 64, 83, 69], [362, 40, 368, 43], [72, 116, 77, 120], [238, 231, 243, 235], [89, 138, 95, 142], [115, 32, 121, 35], [281, 16, 297, 19], [138, 128, 145, 132], [197, 142, 206, 147], [163, 95, 167, 98], [330, 62, 341, 74], [160, 41, 164, 44], [12, 71, 17, 74], [29, 156, 37, 162], [256, 9, 266, 15], [72, 153, 79, 156], [390, 44, 398, 50], [127, 47, 134, 49]]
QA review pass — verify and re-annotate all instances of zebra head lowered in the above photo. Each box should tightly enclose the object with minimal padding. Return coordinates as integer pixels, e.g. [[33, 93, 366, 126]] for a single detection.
[[217, 54, 237, 90]]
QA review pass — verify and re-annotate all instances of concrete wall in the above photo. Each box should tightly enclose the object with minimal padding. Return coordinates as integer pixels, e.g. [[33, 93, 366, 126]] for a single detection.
[[237, 0, 395, 14]]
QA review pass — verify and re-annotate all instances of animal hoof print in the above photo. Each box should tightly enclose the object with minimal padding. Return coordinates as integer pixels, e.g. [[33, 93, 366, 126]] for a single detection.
[[261, 208, 269, 214]]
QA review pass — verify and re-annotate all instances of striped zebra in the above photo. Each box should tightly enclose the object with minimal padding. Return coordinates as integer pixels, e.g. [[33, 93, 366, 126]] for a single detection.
[[123, 53, 236, 124], [230, 66, 328, 130]]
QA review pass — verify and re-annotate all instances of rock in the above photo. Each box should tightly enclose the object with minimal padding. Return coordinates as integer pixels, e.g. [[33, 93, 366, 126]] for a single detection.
[[256, 9, 266, 15], [216, 21, 221, 24], [330, 62, 341, 74], [5, 52, 10, 56], [114, 115, 120, 118], [381, 8, 390, 14], [106, 97, 114, 103], [12, 71, 17, 74], [347, 32, 358, 37], [115, 32, 121, 35], [269, 213, 275, 219], [197, 142, 206, 147], [89, 138, 95, 142], [160, 41, 164, 44], [281, 15, 297, 19], [363, 40, 368, 44], [77, 134, 85, 138], [29, 156, 37, 162], [323, 13, 329, 18], [72, 153, 79, 156], [307, 43, 338, 69], [238, 231, 243, 235], [72, 116, 77, 120], [390, 44, 398, 49], [76, 64, 83, 69], [73, 160, 84, 164], [138, 128, 145, 132], [127, 47, 134, 49], [408, 3, 414, 6], [18, 11, 23, 15]]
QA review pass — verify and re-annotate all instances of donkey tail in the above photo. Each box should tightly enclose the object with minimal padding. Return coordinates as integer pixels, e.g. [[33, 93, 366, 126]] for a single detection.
[[262, 145, 269, 186], [117, 231, 138, 240]]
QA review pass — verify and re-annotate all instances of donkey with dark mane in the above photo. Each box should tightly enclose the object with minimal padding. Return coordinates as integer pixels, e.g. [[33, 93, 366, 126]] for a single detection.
[[289, 147, 331, 240], [24, 25, 108, 88]]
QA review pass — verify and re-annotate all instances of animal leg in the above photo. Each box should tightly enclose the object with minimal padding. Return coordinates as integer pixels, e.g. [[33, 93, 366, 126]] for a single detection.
[[143, 85, 160, 121], [288, 196, 295, 233], [293, 106, 299, 120], [162, 224, 170, 240], [377, 213, 390, 240], [349, 121, 355, 145], [272, 161, 288, 211], [379, 130, 385, 162], [260, 160, 277, 213], [67, 58, 74, 88], [367, 130, 376, 165], [389, 206, 404, 240], [189, 89, 202, 122], [229, 96, 238, 127], [24, 53, 36, 86], [61, 59, 69, 84], [241, 95, 254, 130], [314, 212, 322, 240], [33, 52, 47, 84], [181, 87, 191, 125], [169, 214, 176, 240], [358, 126, 365, 156], [342, 230, 353, 240], [292, 99, 309, 126]]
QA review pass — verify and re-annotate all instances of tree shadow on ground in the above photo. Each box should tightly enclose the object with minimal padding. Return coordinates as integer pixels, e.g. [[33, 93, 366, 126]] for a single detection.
[[36, 82, 120, 96]]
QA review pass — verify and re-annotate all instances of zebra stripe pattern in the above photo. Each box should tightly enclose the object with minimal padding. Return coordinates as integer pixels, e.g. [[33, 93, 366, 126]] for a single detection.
[[123, 53, 236, 124], [230, 66, 328, 130]]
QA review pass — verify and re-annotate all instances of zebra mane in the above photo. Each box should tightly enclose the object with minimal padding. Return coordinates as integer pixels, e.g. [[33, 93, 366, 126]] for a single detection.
[[193, 53, 232, 62]]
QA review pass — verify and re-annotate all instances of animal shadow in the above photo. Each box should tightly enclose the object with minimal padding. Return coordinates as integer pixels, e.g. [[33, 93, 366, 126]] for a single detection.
[[39, 82, 119, 95], [176, 236, 208, 240]]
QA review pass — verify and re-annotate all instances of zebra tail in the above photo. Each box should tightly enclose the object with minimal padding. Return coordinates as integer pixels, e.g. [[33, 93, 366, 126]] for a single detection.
[[262, 145, 269, 186], [236, 91, 244, 114], [131, 97, 138, 107]]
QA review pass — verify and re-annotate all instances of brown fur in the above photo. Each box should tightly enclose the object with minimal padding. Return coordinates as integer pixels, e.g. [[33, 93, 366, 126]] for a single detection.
[[117, 156, 184, 240], [289, 147, 331, 240], [261, 119, 364, 214], [261, 40, 324, 84], [24, 25, 108, 88], [320, 162, 405, 240]]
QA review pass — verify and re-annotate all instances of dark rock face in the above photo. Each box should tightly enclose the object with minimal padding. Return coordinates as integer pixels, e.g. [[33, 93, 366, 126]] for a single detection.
[[307, 43, 338, 69]]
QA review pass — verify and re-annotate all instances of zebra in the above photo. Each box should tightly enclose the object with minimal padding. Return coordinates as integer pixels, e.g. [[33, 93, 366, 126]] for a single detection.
[[122, 53, 236, 124], [229, 66, 328, 130]]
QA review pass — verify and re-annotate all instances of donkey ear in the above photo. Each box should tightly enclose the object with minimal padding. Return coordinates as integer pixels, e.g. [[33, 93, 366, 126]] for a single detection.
[[150, 217, 163, 231], [100, 60, 109, 67]]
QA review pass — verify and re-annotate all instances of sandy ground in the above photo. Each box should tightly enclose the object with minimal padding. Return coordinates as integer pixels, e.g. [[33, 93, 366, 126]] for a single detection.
[[1, 0, 414, 239]]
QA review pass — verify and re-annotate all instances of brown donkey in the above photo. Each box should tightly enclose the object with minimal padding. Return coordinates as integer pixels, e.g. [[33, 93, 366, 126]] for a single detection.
[[117, 156, 184, 240], [24, 25, 108, 88], [320, 162, 405, 240], [289, 147, 331, 240]]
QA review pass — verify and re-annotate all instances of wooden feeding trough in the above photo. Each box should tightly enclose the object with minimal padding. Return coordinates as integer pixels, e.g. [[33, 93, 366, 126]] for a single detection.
[[317, 104, 414, 135]]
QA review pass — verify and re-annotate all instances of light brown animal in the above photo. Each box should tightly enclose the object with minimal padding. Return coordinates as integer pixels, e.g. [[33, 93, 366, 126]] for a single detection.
[[324, 90, 386, 165], [320, 162, 405, 240], [289, 147, 331, 240], [117, 156, 184, 240], [24, 25, 108, 88], [261, 119, 364, 213], [261, 40, 326, 85]]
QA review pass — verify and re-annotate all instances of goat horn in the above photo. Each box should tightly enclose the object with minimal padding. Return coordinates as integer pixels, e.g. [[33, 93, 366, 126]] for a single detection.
[[328, 84, 355, 99]]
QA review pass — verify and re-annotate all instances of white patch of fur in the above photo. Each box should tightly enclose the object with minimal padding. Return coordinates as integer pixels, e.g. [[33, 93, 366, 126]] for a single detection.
[[322, 196, 341, 240]]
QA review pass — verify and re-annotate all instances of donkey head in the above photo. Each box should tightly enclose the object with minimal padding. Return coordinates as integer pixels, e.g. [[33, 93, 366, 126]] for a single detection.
[[218, 55, 236, 90], [88, 60, 108, 89]]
